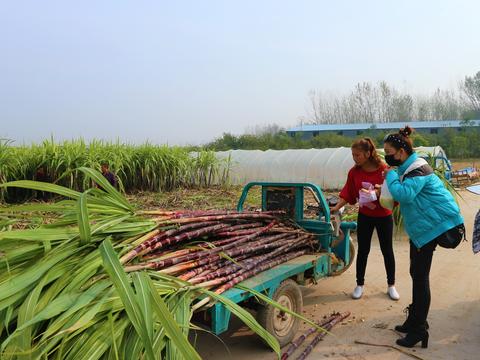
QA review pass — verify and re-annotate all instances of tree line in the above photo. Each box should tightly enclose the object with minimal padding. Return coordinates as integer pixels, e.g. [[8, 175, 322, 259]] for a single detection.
[[203, 71, 480, 159], [204, 127, 480, 159], [304, 71, 480, 124]]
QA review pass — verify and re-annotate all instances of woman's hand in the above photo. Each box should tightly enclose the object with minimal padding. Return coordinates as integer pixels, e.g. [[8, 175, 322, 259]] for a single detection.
[[330, 205, 339, 213], [374, 184, 381, 198], [383, 167, 392, 177], [330, 197, 348, 213]]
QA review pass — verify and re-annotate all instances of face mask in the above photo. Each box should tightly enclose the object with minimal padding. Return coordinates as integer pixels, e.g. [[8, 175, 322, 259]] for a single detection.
[[385, 154, 402, 167]]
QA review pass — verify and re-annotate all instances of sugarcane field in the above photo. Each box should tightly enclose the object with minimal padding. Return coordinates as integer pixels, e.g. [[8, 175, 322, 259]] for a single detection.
[[2, 2, 480, 359]]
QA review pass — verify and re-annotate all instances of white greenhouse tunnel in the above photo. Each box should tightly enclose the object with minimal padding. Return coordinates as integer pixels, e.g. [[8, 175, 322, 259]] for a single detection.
[[212, 146, 448, 190]]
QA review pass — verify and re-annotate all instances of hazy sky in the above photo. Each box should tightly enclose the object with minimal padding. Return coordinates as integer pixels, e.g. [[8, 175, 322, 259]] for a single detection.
[[1, 0, 479, 145]]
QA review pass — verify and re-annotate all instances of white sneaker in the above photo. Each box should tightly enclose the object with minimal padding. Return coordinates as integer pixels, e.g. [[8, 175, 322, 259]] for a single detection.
[[388, 286, 400, 301], [352, 285, 364, 299]]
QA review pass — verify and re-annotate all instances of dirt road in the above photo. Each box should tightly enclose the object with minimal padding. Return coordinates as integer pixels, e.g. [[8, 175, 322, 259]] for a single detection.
[[196, 190, 480, 360]]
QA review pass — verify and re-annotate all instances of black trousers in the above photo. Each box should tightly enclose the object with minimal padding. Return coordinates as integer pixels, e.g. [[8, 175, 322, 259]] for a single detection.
[[356, 213, 395, 286], [409, 240, 437, 327]]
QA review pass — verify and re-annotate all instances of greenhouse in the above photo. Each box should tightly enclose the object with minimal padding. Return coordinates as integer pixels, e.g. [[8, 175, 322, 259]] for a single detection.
[[214, 146, 449, 189]]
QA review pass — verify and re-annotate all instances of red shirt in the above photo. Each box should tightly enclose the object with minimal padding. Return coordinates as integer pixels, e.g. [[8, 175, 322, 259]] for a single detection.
[[339, 164, 392, 217]]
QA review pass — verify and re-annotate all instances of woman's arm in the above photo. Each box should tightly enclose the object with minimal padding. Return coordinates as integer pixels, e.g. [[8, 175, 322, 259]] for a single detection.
[[385, 171, 428, 203], [330, 197, 348, 213]]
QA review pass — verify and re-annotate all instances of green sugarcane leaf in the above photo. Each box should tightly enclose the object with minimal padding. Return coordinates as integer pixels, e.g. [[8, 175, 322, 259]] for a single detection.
[[78, 167, 132, 212], [0, 244, 78, 307], [1, 292, 80, 352], [63, 254, 103, 293], [65, 317, 130, 360], [33, 261, 79, 312], [146, 277, 201, 360], [60, 332, 91, 360], [77, 214, 130, 237], [0, 203, 73, 213], [99, 239, 155, 360], [77, 192, 91, 245], [15, 274, 50, 359], [0, 180, 80, 199], [0, 228, 78, 242], [107, 311, 120, 360], [167, 291, 192, 359], [132, 273, 154, 340], [0, 287, 34, 315], [57, 292, 110, 335], [15, 292, 80, 331], [122, 328, 145, 360], [40, 281, 111, 339]]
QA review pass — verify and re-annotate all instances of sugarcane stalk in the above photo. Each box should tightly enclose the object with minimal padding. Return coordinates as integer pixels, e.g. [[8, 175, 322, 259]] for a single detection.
[[144, 210, 239, 219], [162, 212, 278, 225], [164, 233, 293, 274], [179, 253, 251, 281], [188, 237, 307, 285], [127, 222, 279, 272], [189, 265, 221, 279], [127, 228, 310, 275], [121, 222, 227, 264], [140, 247, 199, 262], [190, 244, 302, 287], [281, 314, 340, 360], [141, 219, 273, 260], [192, 249, 308, 311], [136, 210, 178, 216], [120, 220, 220, 263], [213, 249, 308, 295], [214, 221, 264, 234], [215, 227, 265, 237], [295, 312, 351, 360], [178, 262, 221, 281], [128, 229, 161, 248]]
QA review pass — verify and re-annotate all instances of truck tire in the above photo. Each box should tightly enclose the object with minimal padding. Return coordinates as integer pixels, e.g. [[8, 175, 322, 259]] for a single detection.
[[257, 279, 302, 347]]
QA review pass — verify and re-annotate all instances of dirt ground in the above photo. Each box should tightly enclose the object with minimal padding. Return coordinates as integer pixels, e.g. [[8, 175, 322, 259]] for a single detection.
[[195, 189, 480, 360]]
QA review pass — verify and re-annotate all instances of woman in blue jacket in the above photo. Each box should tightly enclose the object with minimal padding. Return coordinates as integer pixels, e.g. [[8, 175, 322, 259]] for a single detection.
[[383, 126, 463, 349]]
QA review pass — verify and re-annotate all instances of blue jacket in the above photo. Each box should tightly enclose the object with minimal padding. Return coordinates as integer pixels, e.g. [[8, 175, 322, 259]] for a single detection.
[[385, 153, 463, 248]]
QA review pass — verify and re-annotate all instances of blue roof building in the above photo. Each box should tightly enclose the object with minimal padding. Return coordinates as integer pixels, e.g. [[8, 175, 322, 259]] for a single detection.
[[286, 120, 479, 138]]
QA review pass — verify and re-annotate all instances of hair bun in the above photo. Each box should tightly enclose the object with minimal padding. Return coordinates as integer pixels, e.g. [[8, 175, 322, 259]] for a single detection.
[[399, 125, 413, 137]]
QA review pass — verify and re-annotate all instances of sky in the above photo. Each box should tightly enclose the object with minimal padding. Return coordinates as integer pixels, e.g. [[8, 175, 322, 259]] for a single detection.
[[0, 0, 479, 145]]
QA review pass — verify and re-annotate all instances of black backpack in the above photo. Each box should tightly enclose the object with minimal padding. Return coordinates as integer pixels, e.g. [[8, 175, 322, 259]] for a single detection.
[[436, 224, 466, 249]]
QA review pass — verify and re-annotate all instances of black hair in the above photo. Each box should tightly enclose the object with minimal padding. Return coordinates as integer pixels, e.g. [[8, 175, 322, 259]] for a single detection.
[[383, 126, 414, 155]]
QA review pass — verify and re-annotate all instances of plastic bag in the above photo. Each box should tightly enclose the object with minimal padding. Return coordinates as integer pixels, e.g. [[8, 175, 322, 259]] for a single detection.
[[359, 182, 377, 209], [379, 182, 394, 211]]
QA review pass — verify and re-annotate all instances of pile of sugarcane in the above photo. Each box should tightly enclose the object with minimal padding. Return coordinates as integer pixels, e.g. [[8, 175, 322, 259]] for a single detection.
[[0, 168, 324, 360], [121, 209, 317, 310]]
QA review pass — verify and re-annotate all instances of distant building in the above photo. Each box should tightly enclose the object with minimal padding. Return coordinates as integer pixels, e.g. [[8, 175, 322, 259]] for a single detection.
[[286, 120, 479, 139]]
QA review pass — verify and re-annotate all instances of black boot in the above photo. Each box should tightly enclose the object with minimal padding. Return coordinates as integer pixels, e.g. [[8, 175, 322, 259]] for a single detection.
[[396, 326, 429, 348], [395, 305, 429, 333]]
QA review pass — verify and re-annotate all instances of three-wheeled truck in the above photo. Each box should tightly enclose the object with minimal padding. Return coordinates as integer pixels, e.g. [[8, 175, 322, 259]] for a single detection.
[[205, 182, 357, 346]]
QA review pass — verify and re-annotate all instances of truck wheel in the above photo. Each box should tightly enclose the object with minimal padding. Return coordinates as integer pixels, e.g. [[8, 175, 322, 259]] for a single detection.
[[257, 279, 302, 347]]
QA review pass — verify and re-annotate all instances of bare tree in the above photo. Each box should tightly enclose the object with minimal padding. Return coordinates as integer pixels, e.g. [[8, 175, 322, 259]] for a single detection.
[[306, 80, 470, 124], [460, 71, 480, 111]]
